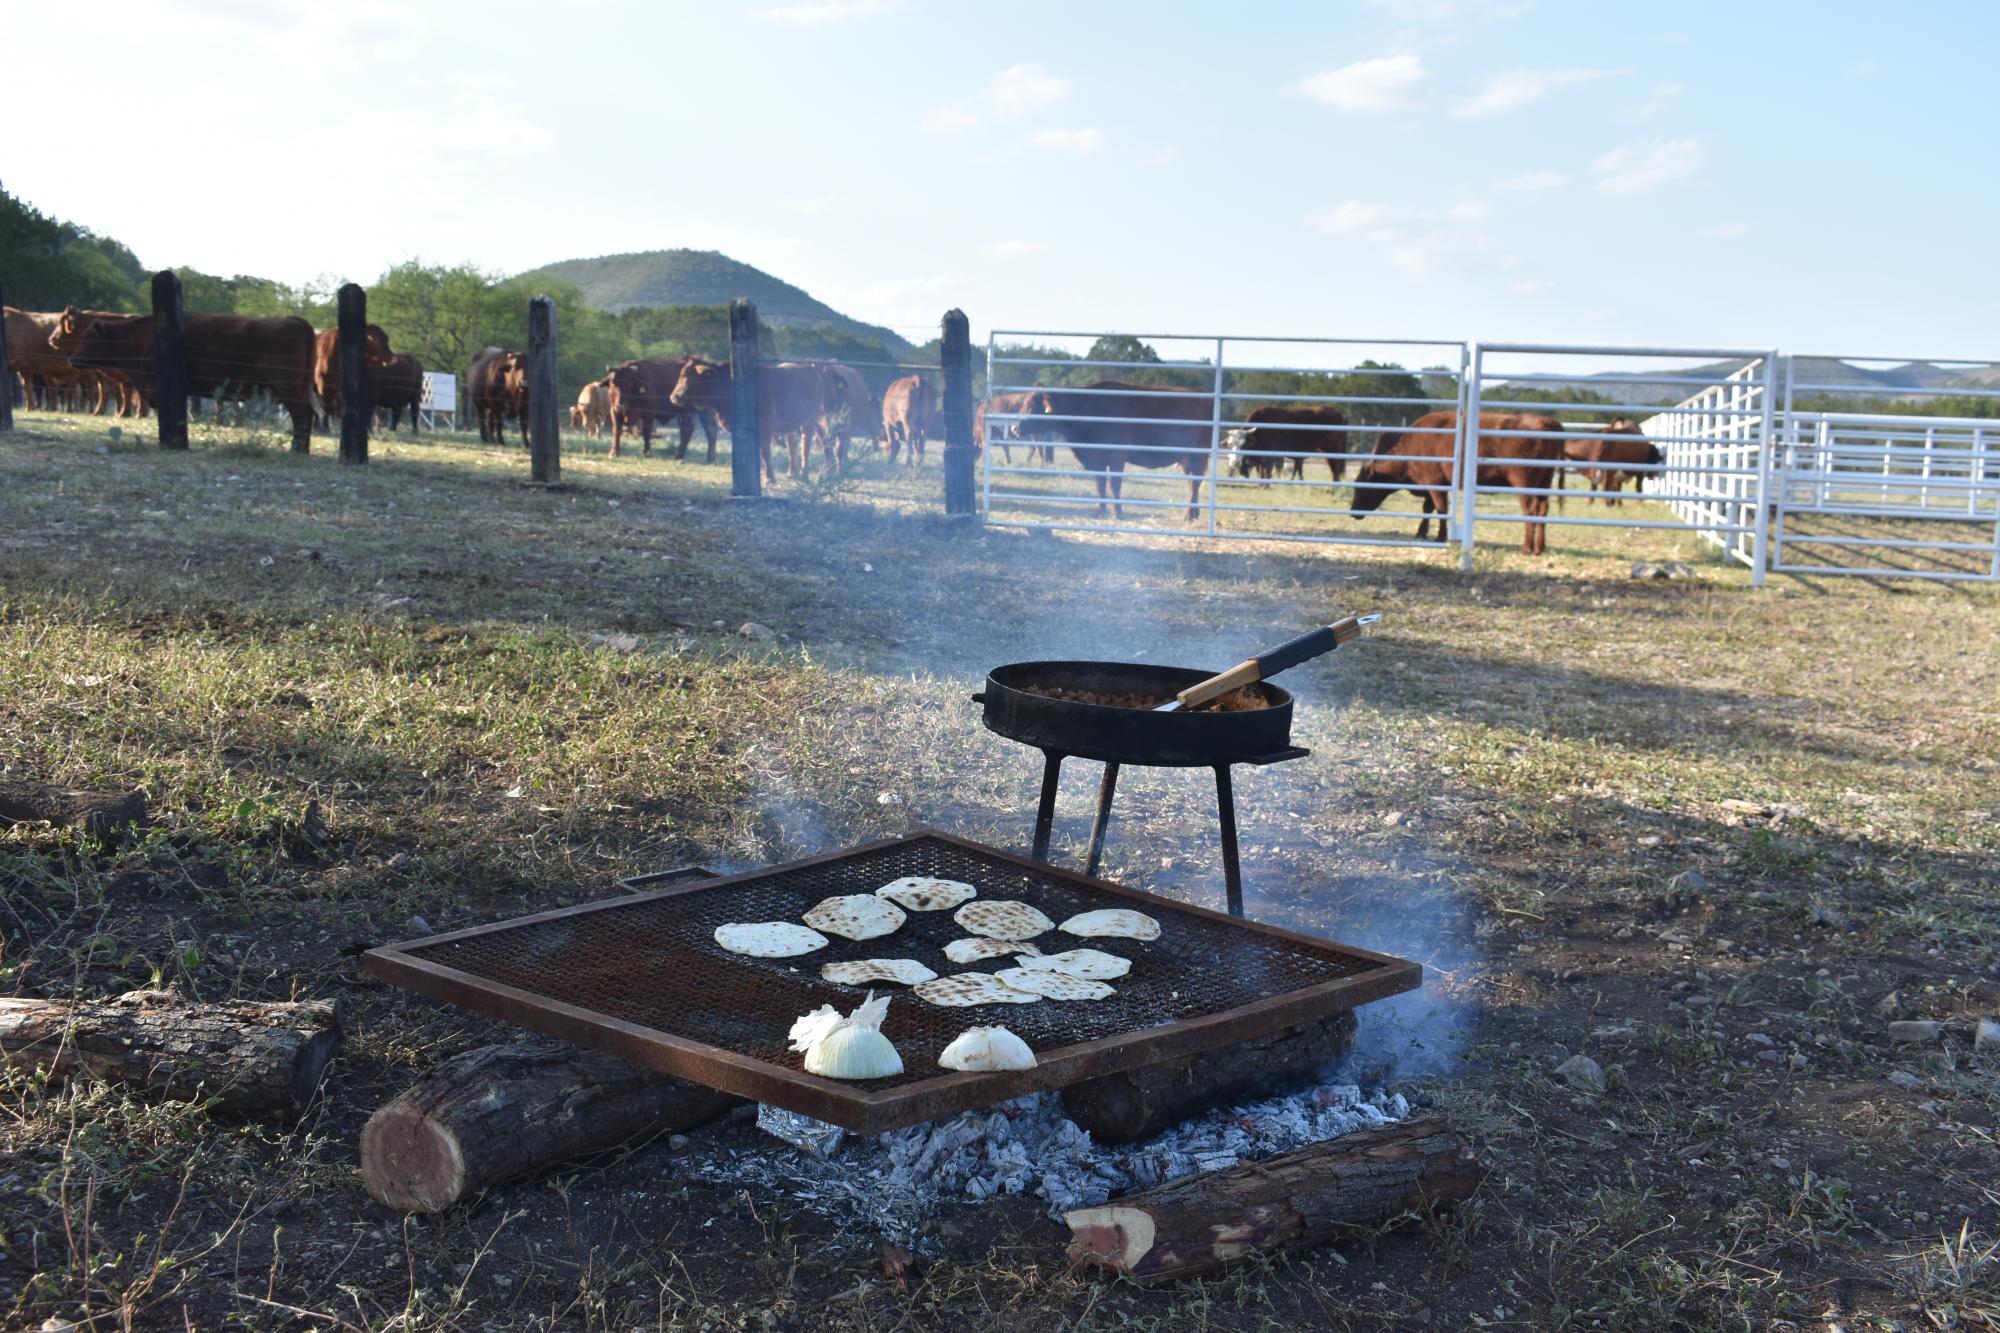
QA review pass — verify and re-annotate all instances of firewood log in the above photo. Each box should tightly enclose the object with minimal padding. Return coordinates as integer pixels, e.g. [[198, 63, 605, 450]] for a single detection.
[[1065, 1117, 1481, 1285], [360, 1039, 745, 1214], [0, 989, 342, 1118], [1060, 1010, 1357, 1144], [0, 777, 147, 840]]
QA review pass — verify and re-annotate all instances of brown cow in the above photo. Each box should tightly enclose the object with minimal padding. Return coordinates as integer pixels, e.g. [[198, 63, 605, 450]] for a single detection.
[[976, 390, 1054, 465], [803, 362, 876, 475], [1561, 418, 1660, 507], [311, 325, 395, 428], [467, 347, 528, 446], [668, 360, 827, 484], [573, 380, 610, 438], [62, 311, 317, 449], [38, 308, 146, 417], [602, 357, 721, 460], [881, 375, 936, 473], [1234, 403, 1353, 481], [1020, 380, 1215, 522], [372, 352, 424, 433], [8, 307, 132, 416], [1349, 411, 1564, 555]]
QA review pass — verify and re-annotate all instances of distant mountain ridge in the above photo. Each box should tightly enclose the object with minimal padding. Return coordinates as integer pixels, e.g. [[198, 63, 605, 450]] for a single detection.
[[516, 249, 913, 356], [1506, 356, 1994, 406]]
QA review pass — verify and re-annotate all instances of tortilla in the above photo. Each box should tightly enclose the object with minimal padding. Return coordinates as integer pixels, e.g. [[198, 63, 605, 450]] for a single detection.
[[875, 876, 977, 912], [714, 921, 829, 958], [994, 967, 1116, 1001], [1058, 908, 1160, 941], [803, 894, 907, 942], [942, 937, 1043, 965], [820, 958, 938, 987], [1012, 947, 1130, 980], [953, 899, 1054, 942], [912, 972, 1044, 1007]]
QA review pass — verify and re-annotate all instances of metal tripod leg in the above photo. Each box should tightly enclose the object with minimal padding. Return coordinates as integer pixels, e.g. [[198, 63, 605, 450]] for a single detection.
[[1031, 751, 1063, 861], [1084, 761, 1120, 877], [1215, 765, 1243, 917]]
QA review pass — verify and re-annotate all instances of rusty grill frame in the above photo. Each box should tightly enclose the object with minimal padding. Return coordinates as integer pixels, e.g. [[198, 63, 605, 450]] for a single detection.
[[363, 830, 1420, 1134]]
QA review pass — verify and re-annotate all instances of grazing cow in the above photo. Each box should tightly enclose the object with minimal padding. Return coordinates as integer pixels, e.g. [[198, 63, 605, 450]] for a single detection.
[[61, 310, 317, 449], [1561, 418, 1660, 507], [668, 360, 827, 484], [372, 353, 425, 433], [1234, 403, 1353, 481], [1020, 379, 1214, 522], [573, 380, 610, 438], [40, 309, 147, 417], [311, 325, 396, 429], [467, 347, 529, 446], [8, 306, 134, 417], [976, 390, 1053, 465], [881, 375, 936, 472], [602, 357, 721, 460], [1349, 411, 1564, 555]]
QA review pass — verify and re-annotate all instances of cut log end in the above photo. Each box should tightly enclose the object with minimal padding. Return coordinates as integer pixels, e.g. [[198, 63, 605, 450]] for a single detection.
[[1064, 1205, 1156, 1270], [359, 1107, 468, 1214], [0, 777, 148, 842]]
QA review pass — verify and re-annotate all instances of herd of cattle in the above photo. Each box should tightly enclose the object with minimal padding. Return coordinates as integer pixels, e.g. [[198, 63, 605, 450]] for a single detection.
[[2, 305, 428, 448], [3, 311, 1662, 554]]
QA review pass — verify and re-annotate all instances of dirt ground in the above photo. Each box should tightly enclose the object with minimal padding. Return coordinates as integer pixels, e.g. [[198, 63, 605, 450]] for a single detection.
[[1, 412, 1996, 1331]]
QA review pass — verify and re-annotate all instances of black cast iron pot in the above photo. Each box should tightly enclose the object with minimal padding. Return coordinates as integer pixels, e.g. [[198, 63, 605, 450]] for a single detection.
[[974, 661, 1306, 768]]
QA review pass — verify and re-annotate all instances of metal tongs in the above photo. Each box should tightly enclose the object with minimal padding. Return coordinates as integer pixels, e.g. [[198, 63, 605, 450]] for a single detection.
[[1154, 613, 1381, 714]]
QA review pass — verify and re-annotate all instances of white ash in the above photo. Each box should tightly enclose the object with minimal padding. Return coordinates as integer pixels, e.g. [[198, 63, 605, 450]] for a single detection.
[[688, 1082, 1407, 1239]]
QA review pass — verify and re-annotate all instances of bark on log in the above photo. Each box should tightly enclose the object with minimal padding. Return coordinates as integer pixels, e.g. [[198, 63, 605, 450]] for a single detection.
[[0, 989, 342, 1118], [1061, 1010, 1356, 1144], [360, 1039, 746, 1214], [1065, 1117, 1481, 1285], [0, 777, 147, 841]]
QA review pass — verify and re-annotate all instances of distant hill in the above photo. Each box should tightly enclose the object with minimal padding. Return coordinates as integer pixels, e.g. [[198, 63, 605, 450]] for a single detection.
[[1502, 356, 1983, 407], [516, 249, 912, 356]]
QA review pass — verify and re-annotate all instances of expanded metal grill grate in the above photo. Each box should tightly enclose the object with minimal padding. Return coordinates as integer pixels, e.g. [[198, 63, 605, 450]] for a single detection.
[[366, 831, 1419, 1132]]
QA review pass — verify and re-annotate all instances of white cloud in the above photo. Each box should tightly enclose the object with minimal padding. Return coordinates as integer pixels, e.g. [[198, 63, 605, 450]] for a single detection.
[[1291, 55, 1427, 112], [1311, 201, 1400, 238], [1593, 139, 1704, 195], [927, 63, 1071, 132], [1509, 279, 1553, 295], [988, 64, 1071, 115], [1444, 199, 1492, 223], [1636, 81, 1685, 118], [778, 196, 837, 215], [1702, 222, 1749, 239], [983, 239, 1045, 258], [1030, 127, 1102, 154], [763, 0, 897, 22], [1494, 170, 1566, 192], [1364, 0, 1529, 21], [1144, 145, 1180, 167], [1451, 66, 1613, 117]]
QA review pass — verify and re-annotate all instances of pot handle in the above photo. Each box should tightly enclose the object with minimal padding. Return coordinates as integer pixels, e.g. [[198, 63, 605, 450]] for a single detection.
[[970, 692, 986, 704]]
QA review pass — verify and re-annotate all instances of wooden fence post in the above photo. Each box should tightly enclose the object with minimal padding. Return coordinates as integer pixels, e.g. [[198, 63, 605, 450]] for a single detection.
[[940, 308, 975, 515], [527, 296, 561, 484], [728, 299, 761, 497], [152, 270, 188, 451], [337, 282, 370, 464], [0, 281, 13, 434]]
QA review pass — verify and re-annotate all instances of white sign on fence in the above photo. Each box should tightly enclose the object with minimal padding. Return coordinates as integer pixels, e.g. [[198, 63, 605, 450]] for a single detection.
[[421, 372, 457, 414]]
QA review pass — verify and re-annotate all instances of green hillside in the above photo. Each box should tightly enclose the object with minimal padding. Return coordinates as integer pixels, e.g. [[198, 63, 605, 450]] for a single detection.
[[517, 249, 914, 357]]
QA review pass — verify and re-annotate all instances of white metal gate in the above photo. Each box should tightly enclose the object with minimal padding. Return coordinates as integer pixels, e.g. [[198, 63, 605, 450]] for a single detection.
[[977, 328, 2000, 584]]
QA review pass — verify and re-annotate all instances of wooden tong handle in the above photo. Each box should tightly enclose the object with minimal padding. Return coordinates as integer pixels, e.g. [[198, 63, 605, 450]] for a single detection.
[[1175, 615, 1372, 711]]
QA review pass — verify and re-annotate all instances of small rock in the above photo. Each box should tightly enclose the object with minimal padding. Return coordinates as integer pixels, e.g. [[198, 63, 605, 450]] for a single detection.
[[96, 445, 110, 456], [1756, 1049, 1784, 1064], [1977, 1018, 2000, 1052], [1876, 990, 1906, 1016], [1768, 1156, 1790, 1170], [1382, 811, 1405, 827], [1630, 562, 1665, 580], [669, 1134, 691, 1150], [876, 791, 903, 806], [860, 563, 875, 574], [1887, 1020, 1941, 1044], [1720, 798, 1774, 817], [1917, 1101, 1944, 1117], [1886, 1070, 1923, 1091], [1745, 1032, 1776, 1047], [1685, 995, 1715, 1009], [405, 915, 432, 935], [590, 632, 641, 653], [1662, 561, 1694, 580], [1671, 868, 1711, 893], [260, 555, 275, 567], [1612, 925, 1635, 940], [1554, 1053, 1606, 1093], [1592, 1025, 1638, 1040], [738, 622, 777, 641], [1636, 835, 1662, 848]]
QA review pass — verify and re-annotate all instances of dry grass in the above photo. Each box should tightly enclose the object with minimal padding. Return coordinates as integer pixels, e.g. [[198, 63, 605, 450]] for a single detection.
[[1, 407, 1997, 1330]]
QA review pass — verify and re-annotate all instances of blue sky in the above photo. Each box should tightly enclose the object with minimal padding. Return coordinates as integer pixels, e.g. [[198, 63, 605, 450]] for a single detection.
[[8, 0, 1994, 358]]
